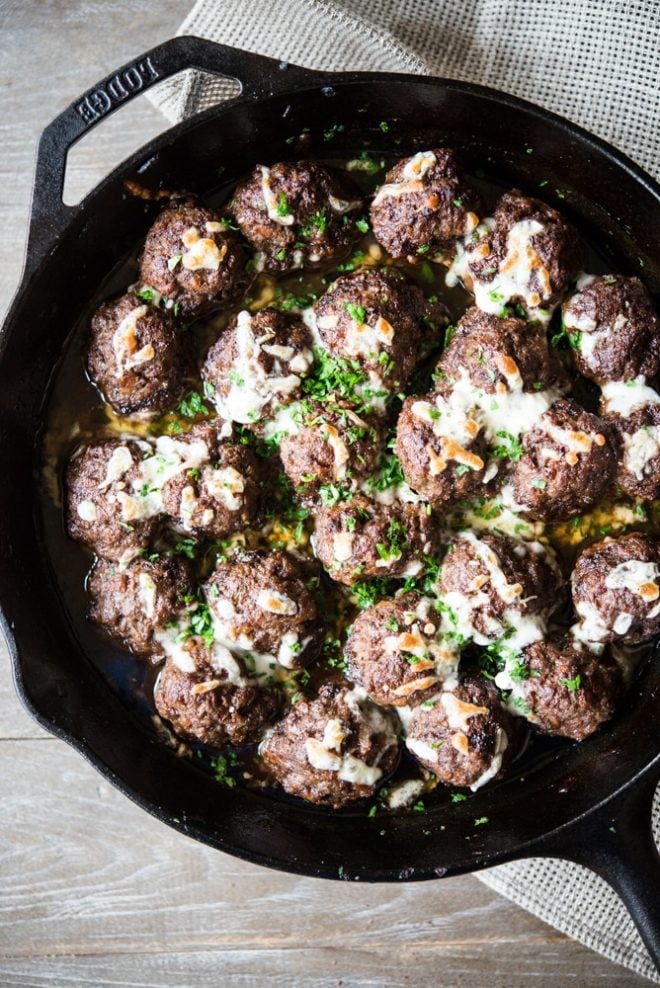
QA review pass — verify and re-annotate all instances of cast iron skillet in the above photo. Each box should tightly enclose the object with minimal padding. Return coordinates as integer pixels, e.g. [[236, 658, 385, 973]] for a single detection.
[[1, 35, 659, 968]]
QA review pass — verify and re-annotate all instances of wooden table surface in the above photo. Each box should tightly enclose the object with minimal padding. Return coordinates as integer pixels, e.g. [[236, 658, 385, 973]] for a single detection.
[[0, 3, 650, 985]]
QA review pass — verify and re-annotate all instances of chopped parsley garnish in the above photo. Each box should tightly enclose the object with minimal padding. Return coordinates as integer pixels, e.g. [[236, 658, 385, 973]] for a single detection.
[[344, 301, 366, 323], [352, 578, 390, 610], [560, 674, 582, 692], [346, 151, 383, 175], [174, 538, 197, 560], [210, 753, 238, 788], [276, 192, 290, 217], [167, 254, 183, 271], [355, 217, 370, 234], [302, 347, 377, 414], [379, 120, 390, 133], [451, 793, 467, 803], [336, 250, 367, 273], [176, 390, 209, 419], [300, 209, 328, 238], [134, 285, 158, 304], [531, 478, 547, 490], [491, 431, 523, 462], [323, 122, 345, 141]]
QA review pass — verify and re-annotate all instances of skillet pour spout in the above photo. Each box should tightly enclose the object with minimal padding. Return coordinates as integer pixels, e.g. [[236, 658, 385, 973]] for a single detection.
[[1, 35, 660, 973]]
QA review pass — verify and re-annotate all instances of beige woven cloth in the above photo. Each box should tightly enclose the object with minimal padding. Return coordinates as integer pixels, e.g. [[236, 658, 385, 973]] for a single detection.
[[148, 1, 660, 981]]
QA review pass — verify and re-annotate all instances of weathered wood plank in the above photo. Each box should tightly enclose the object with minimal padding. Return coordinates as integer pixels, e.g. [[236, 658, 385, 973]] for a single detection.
[[0, 738, 648, 986]]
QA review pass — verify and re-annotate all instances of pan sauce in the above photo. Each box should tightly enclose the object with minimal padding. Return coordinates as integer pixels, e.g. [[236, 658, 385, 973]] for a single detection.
[[38, 158, 659, 811]]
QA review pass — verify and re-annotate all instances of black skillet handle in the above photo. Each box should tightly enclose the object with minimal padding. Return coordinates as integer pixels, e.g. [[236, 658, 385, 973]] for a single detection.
[[532, 765, 660, 973], [27, 35, 323, 269]]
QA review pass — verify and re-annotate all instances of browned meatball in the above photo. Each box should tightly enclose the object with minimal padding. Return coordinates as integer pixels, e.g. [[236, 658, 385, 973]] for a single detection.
[[87, 555, 192, 660], [436, 306, 568, 395], [139, 198, 249, 317], [438, 532, 562, 645], [204, 550, 324, 670], [155, 643, 279, 747], [202, 307, 314, 428], [228, 160, 363, 273], [562, 275, 660, 384], [600, 380, 660, 500], [279, 400, 383, 493], [406, 676, 516, 789], [509, 398, 617, 520], [66, 438, 161, 562], [572, 534, 660, 643], [87, 293, 188, 415], [369, 148, 483, 260], [346, 592, 459, 707], [313, 494, 440, 586], [260, 683, 400, 808], [513, 633, 622, 740], [456, 190, 584, 321], [395, 386, 491, 506], [312, 268, 447, 394], [160, 422, 263, 539]]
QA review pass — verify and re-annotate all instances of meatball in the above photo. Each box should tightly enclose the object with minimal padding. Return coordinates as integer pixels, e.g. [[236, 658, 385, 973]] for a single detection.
[[202, 307, 314, 428], [562, 274, 660, 384], [455, 190, 584, 322], [346, 592, 459, 707], [510, 633, 622, 740], [406, 676, 516, 790], [228, 160, 363, 273], [139, 198, 249, 317], [155, 640, 278, 747], [436, 306, 568, 395], [66, 438, 161, 562], [86, 293, 188, 416], [437, 532, 562, 645], [87, 555, 192, 660], [312, 268, 447, 395], [571, 533, 660, 643], [279, 400, 383, 493], [260, 683, 400, 808], [600, 380, 660, 501], [509, 398, 617, 520], [160, 423, 263, 539], [204, 550, 324, 669], [369, 148, 483, 260], [396, 386, 491, 505], [313, 494, 440, 586]]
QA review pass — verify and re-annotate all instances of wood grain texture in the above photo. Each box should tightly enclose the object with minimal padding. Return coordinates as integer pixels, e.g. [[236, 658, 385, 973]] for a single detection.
[[0, 2, 649, 985]]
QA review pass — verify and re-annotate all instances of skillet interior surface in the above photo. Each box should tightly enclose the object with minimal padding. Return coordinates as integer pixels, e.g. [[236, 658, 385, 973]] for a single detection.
[[1, 67, 660, 880]]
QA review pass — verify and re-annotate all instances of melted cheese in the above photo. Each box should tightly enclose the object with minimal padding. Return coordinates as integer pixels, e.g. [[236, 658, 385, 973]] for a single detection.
[[469, 727, 509, 791], [623, 425, 660, 480], [256, 588, 298, 615], [372, 150, 437, 206], [137, 571, 157, 619], [344, 314, 395, 358], [322, 423, 350, 479], [216, 311, 313, 425], [260, 166, 295, 225], [467, 219, 553, 322], [112, 305, 154, 376], [600, 378, 660, 417], [604, 560, 660, 606], [204, 466, 245, 511], [101, 445, 134, 488], [76, 500, 98, 521], [440, 692, 488, 731]]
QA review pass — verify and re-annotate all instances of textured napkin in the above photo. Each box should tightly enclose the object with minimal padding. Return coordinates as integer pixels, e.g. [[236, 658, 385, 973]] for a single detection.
[[147, 1, 660, 981]]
